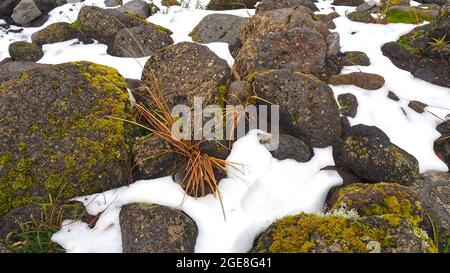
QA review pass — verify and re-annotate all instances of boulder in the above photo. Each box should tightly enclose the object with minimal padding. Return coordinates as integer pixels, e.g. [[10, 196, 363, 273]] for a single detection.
[[252, 69, 341, 148], [252, 213, 436, 253], [346, 10, 375, 23], [227, 80, 251, 105], [0, 61, 47, 83], [337, 93, 358, 118], [255, 0, 319, 13], [329, 72, 385, 90], [76, 5, 147, 45], [0, 0, 20, 17], [0, 62, 135, 218], [240, 7, 329, 46], [189, 14, 248, 57], [31, 22, 79, 46], [340, 51, 370, 66], [326, 32, 341, 57], [332, 0, 365, 6], [206, 0, 258, 10], [108, 24, 173, 58], [236, 27, 327, 78], [117, 0, 151, 18], [411, 172, 450, 252], [387, 91, 400, 101], [104, 0, 122, 6], [326, 183, 424, 223], [120, 203, 198, 253], [132, 135, 181, 180], [336, 124, 420, 185], [8, 41, 43, 62], [11, 0, 42, 26], [433, 124, 449, 169], [142, 42, 231, 108], [270, 134, 313, 162]]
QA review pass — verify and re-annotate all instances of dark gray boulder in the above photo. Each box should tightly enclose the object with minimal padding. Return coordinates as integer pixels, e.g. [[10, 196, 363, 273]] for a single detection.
[[8, 41, 43, 62]]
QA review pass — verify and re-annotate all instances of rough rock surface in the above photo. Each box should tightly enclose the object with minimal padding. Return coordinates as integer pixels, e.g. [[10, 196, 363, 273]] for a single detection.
[[207, 0, 258, 10], [8, 41, 43, 62], [337, 93, 358, 118], [252, 213, 435, 253], [189, 14, 247, 57], [332, 0, 365, 6], [340, 51, 370, 66], [108, 24, 173, 58], [411, 171, 450, 252], [335, 124, 420, 185], [120, 203, 198, 253], [433, 121, 449, 169], [271, 134, 313, 162], [142, 42, 231, 107], [0, 61, 47, 83], [31, 22, 79, 46], [255, 0, 319, 13], [252, 69, 341, 148], [11, 0, 42, 26], [0, 62, 135, 218], [329, 72, 385, 90], [236, 27, 327, 77], [117, 0, 151, 18], [346, 10, 375, 23], [76, 5, 148, 45]]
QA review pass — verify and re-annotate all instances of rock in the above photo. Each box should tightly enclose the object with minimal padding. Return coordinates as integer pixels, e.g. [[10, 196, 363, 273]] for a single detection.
[[31, 22, 79, 46], [206, 0, 258, 10], [189, 14, 248, 57], [433, 134, 449, 169], [161, 0, 180, 6], [236, 27, 327, 77], [380, 0, 411, 8], [313, 14, 337, 30], [336, 124, 420, 185], [0, 61, 47, 83], [142, 42, 230, 108], [337, 93, 358, 118], [387, 91, 400, 101], [33, 0, 62, 14], [326, 32, 340, 57], [411, 171, 450, 252], [413, 68, 438, 84], [340, 51, 370, 66], [104, 0, 122, 6], [132, 135, 181, 180], [326, 183, 424, 223], [332, 0, 365, 6], [381, 42, 414, 62], [252, 213, 435, 253], [227, 80, 251, 105], [356, 1, 377, 11], [76, 5, 147, 45], [120, 203, 198, 253], [346, 10, 375, 23], [270, 134, 313, 162], [240, 7, 329, 46], [252, 69, 341, 148], [0, 0, 20, 17], [329, 72, 385, 90], [0, 58, 12, 66], [8, 41, 43, 62], [0, 62, 135, 218], [108, 24, 173, 58], [408, 100, 427, 113], [255, 0, 319, 13], [436, 121, 449, 135], [117, 0, 151, 18], [415, 0, 448, 5], [0, 203, 89, 240], [11, 0, 42, 26]]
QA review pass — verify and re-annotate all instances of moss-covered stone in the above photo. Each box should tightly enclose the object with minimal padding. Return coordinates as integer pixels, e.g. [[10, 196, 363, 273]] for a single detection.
[[8, 41, 43, 62], [31, 22, 78, 46], [0, 62, 135, 219], [161, 0, 180, 6], [252, 213, 436, 253]]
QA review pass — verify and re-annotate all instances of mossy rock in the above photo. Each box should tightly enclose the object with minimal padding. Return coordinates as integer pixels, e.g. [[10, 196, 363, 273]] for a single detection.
[[0, 61, 135, 219], [327, 183, 424, 225], [8, 41, 43, 62], [161, 0, 180, 6], [384, 6, 435, 24], [31, 22, 78, 46], [252, 213, 436, 253], [255, 0, 319, 13]]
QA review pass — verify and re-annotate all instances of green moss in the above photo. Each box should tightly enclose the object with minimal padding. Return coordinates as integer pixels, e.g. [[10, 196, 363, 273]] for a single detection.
[[345, 137, 368, 157], [385, 8, 429, 24], [70, 20, 87, 33], [215, 83, 229, 108], [0, 62, 134, 219], [189, 31, 201, 42], [155, 24, 173, 35], [264, 213, 392, 253]]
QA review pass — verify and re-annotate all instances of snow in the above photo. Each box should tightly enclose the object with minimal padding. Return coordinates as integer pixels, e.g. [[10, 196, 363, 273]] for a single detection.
[[52, 130, 342, 253], [0, 0, 448, 253]]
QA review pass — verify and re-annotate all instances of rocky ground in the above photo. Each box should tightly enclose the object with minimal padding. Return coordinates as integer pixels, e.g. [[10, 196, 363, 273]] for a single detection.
[[0, 0, 449, 253]]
